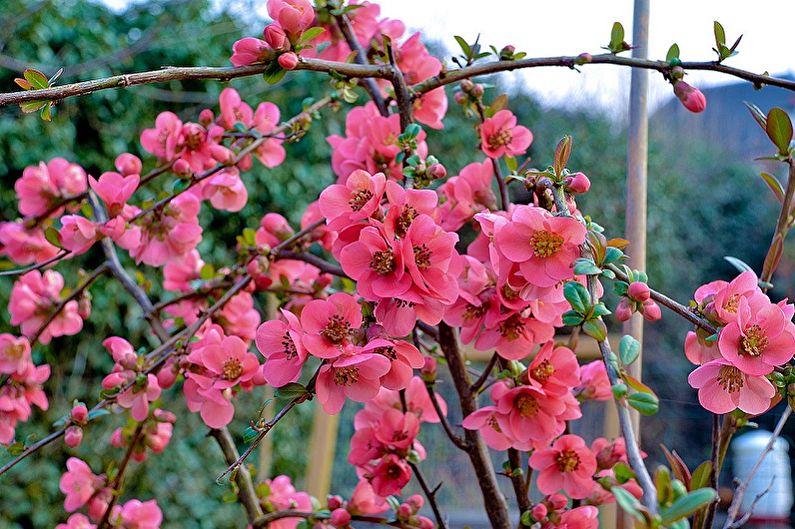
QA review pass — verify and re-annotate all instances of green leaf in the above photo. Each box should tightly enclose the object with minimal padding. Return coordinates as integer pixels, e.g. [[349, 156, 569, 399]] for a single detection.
[[660, 488, 717, 524], [611, 383, 628, 399], [666, 43, 680, 62], [23, 68, 49, 90], [656, 466, 673, 504], [614, 462, 635, 483], [582, 319, 607, 341], [724, 256, 754, 274], [264, 64, 288, 85], [591, 303, 612, 318], [520, 510, 533, 526], [87, 409, 110, 421], [745, 101, 767, 131], [20, 100, 46, 113], [766, 107, 793, 155], [609, 22, 625, 52], [274, 382, 307, 399], [564, 281, 591, 314], [504, 155, 517, 173], [242, 426, 260, 444], [759, 172, 785, 203], [299, 26, 325, 43], [713, 21, 726, 47], [627, 391, 659, 415], [199, 263, 215, 280], [40, 103, 53, 122], [554, 135, 572, 175], [242, 228, 257, 247], [453, 35, 471, 57], [690, 460, 713, 490], [619, 335, 640, 365], [573, 258, 602, 276], [562, 311, 584, 327], [603, 246, 624, 265], [44, 226, 63, 249], [611, 486, 645, 522]]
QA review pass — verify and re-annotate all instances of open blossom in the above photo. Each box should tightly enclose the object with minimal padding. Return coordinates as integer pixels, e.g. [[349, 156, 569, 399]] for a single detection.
[[558, 506, 600, 529], [131, 193, 203, 266], [267, 0, 315, 38], [163, 250, 203, 292], [110, 499, 163, 529], [256, 309, 307, 387], [202, 168, 248, 212], [688, 358, 776, 415], [462, 405, 516, 450], [529, 434, 597, 499], [90, 171, 140, 217], [0, 361, 50, 444], [15, 158, 87, 218], [403, 214, 460, 303], [59, 458, 104, 512], [395, 33, 447, 129], [524, 341, 580, 396], [102, 337, 162, 421], [369, 454, 412, 497], [316, 351, 391, 414], [252, 101, 286, 168], [59, 215, 99, 255], [230, 37, 273, 67], [348, 479, 390, 516], [437, 158, 496, 231], [319, 170, 387, 231], [140, 111, 183, 162], [9, 270, 84, 344], [217, 291, 260, 342], [0, 334, 32, 375], [300, 293, 363, 359], [356, 376, 447, 426], [260, 475, 312, 529], [339, 225, 411, 300], [0, 222, 59, 265], [479, 110, 533, 158], [361, 336, 424, 391], [576, 361, 612, 401], [493, 382, 568, 443], [493, 205, 586, 288], [56, 514, 96, 529]]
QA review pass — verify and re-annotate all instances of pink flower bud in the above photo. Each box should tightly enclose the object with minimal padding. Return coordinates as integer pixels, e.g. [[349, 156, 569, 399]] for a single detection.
[[199, 109, 215, 127], [156, 363, 177, 389], [71, 404, 89, 424], [428, 163, 447, 179], [397, 503, 413, 519], [454, 91, 467, 105], [595, 442, 622, 470], [326, 495, 343, 510], [416, 516, 434, 529], [329, 508, 351, 527], [641, 299, 662, 321], [407, 495, 424, 512], [263, 24, 290, 52], [87, 489, 111, 520], [531, 503, 548, 521], [154, 409, 177, 423], [673, 80, 706, 113], [471, 83, 485, 97], [210, 144, 235, 165], [64, 426, 83, 447], [460, 80, 474, 93], [615, 298, 633, 322], [172, 159, 192, 178], [627, 281, 651, 302], [278, 52, 299, 70], [230, 37, 274, 67], [132, 451, 147, 463], [101, 371, 128, 389], [111, 428, 125, 447], [114, 153, 142, 176], [420, 356, 437, 382], [575, 52, 593, 65], [568, 172, 591, 194], [548, 493, 568, 510], [78, 295, 92, 320]]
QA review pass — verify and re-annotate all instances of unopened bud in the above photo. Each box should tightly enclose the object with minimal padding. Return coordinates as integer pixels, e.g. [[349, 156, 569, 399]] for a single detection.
[[198, 109, 214, 127], [575, 53, 593, 65], [641, 299, 662, 321], [263, 24, 289, 52], [615, 298, 633, 322], [327, 495, 344, 510], [568, 172, 591, 194], [460, 79, 474, 93], [278, 52, 299, 70], [172, 159, 192, 178], [329, 508, 351, 527], [627, 281, 651, 302], [499, 45, 516, 60], [71, 404, 89, 424], [428, 163, 447, 180], [673, 80, 706, 113], [471, 83, 484, 97], [548, 493, 568, 510], [531, 503, 548, 521], [64, 426, 83, 447], [420, 356, 437, 382], [115, 153, 142, 176], [454, 91, 467, 105]]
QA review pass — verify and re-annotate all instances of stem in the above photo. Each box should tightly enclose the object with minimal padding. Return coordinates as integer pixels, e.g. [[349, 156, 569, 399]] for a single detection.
[[470, 353, 499, 394], [97, 424, 146, 529], [761, 158, 795, 285], [699, 414, 721, 529], [723, 406, 792, 528], [507, 448, 532, 527], [437, 322, 511, 529], [209, 427, 264, 523], [407, 461, 448, 529], [251, 510, 410, 529], [492, 158, 510, 210], [424, 383, 469, 450], [0, 249, 70, 277]]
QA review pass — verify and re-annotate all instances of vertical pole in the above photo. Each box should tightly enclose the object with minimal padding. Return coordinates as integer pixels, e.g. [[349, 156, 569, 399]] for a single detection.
[[305, 404, 339, 499], [620, 1, 650, 526]]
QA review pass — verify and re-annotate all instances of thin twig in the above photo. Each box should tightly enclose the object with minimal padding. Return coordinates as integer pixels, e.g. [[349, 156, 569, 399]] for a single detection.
[[408, 461, 449, 529], [470, 353, 499, 394], [507, 448, 532, 527], [208, 427, 265, 522], [425, 383, 469, 451], [728, 476, 776, 529], [0, 249, 70, 277], [97, 424, 146, 529]]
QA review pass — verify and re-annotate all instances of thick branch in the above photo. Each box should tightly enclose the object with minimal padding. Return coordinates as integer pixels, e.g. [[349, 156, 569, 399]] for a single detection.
[[97, 424, 146, 529], [507, 448, 532, 527], [209, 427, 265, 522], [333, 13, 389, 116]]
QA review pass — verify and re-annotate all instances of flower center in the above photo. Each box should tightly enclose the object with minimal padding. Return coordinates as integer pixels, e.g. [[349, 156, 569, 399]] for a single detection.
[[531, 360, 555, 383], [740, 324, 768, 357], [281, 332, 297, 359], [555, 449, 581, 473], [498, 314, 525, 340], [395, 205, 417, 238], [6, 343, 25, 360], [222, 358, 243, 380], [487, 415, 503, 433], [724, 293, 740, 313], [348, 188, 373, 212], [413, 244, 432, 269], [530, 230, 564, 258], [716, 365, 744, 393], [501, 284, 520, 301], [370, 249, 396, 275], [373, 346, 397, 360], [322, 315, 350, 344], [386, 462, 402, 478], [333, 366, 359, 386], [514, 393, 539, 417], [488, 128, 513, 149], [464, 303, 487, 320]]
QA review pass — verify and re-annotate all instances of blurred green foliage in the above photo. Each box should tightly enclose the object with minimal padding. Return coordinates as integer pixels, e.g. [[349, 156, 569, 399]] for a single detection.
[[0, 0, 778, 526]]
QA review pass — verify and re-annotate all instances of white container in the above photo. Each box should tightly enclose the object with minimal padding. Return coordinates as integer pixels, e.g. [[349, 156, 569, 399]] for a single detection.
[[731, 429, 793, 520]]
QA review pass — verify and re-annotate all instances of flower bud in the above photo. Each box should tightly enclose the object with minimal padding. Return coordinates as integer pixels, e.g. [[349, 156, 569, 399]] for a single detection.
[[71, 404, 89, 424], [329, 508, 351, 527], [264, 24, 290, 52], [78, 295, 92, 320], [397, 503, 413, 519], [416, 517, 434, 529], [568, 172, 591, 194], [615, 298, 633, 322], [427, 163, 447, 180], [641, 299, 662, 321], [172, 159, 193, 178], [407, 494, 424, 512], [210, 144, 235, 165], [575, 52, 592, 65], [64, 426, 83, 447], [199, 109, 215, 127], [326, 495, 344, 510], [548, 493, 568, 510], [627, 281, 651, 302], [114, 153, 142, 176], [531, 503, 548, 521], [460, 79, 474, 93], [454, 91, 467, 105], [670, 65, 685, 81], [595, 442, 622, 470], [156, 362, 178, 390], [420, 356, 437, 382], [154, 409, 177, 423], [111, 428, 125, 447], [471, 83, 484, 97], [278, 52, 299, 70], [499, 45, 516, 60], [87, 489, 111, 520], [673, 80, 706, 113]]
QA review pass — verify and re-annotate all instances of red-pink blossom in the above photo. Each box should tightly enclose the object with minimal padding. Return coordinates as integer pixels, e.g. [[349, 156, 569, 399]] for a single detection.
[[59, 457, 104, 512], [479, 110, 533, 158], [339, 225, 411, 300], [59, 215, 99, 255], [278, 51, 299, 70], [9, 270, 84, 344], [56, 514, 96, 529], [256, 309, 307, 387], [395, 33, 447, 129], [493, 382, 567, 443], [217, 291, 260, 342], [688, 358, 776, 415], [462, 406, 516, 450], [267, 0, 315, 38], [348, 479, 390, 516], [316, 352, 391, 414], [131, 193, 203, 266], [260, 475, 312, 529], [576, 361, 612, 401], [110, 499, 162, 529], [264, 24, 289, 51], [15, 158, 87, 218], [0, 334, 31, 375], [163, 250, 204, 292], [673, 80, 707, 113], [525, 341, 580, 395], [252, 102, 286, 168], [230, 37, 273, 67], [684, 330, 721, 365], [356, 376, 447, 426], [90, 171, 140, 217], [300, 293, 363, 359], [557, 505, 599, 529], [382, 180, 438, 239], [438, 159, 496, 231], [529, 434, 597, 499], [140, 111, 183, 162], [319, 170, 387, 231], [0, 222, 59, 265], [361, 336, 424, 390], [403, 214, 460, 303], [369, 453, 412, 497]]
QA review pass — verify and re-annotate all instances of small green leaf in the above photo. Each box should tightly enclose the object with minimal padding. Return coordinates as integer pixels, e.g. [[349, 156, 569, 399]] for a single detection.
[[453, 35, 471, 56], [614, 462, 635, 484], [562, 311, 584, 327], [627, 392, 659, 415], [609, 22, 625, 52], [745, 101, 767, 131], [23, 68, 49, 90], [666, 43, 680, 62], [44, 226, 63, 249], [591, 303, 612, 318], [766, 107, 793, 155], [299, 26, 325, 43], [264, 65, 288, 85], [554, 135, 572, 175], [690, 460, 713, 490], [611, 486, 644, 522], [20, 100, 46, 113], [564, 281, 591, 314], [274, 382, 307, 399], [660, 488, 717, 524], [504, 155, 517, 173], [619, 335, 640, 365], [87, 409, 110, 421], [611, 382, 628, 399], [713, 21, 726, 47], [199, 263, 215, 280], [759, 172, 785, 203], [603, 246, 624, 264], [573, 258, 601, 276], [520, 510, 533, 526], [242, 228, 257, 247], [582, 319, 607, 341], [724, 256, 754, 274]]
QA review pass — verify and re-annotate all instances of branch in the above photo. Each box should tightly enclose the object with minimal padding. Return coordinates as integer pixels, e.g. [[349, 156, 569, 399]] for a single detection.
[[470, 353, 499, 394], [252, 509, 410, 529], [0, 60, 391, 107], [208, 427, 265, 523], [727, 476, 776, 529], [407, 461, 448, 529], [97, 424, 146, 529], [507, 448, 532, 527], [333, 12, 389, 116], [274, 250, 345, 277], [723, 406, 792, 528], [761, 158, 795, 285], [424, 382, 469, 451], [0, 249, 70, 277]]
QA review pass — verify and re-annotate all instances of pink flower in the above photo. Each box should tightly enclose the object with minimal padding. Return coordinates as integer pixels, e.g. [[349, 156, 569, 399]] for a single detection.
[[361, 337, 424, 391], [475, 311, 555, 361], [89, 171, 139, 217], [709, 271, 768, 325], [316, 352, 391, 414], [673, 80, 707, 113], [684, 330, 720, 365], [194, 334, 261, 390], [163, 250, 203, 292], [493, 382, 567, 443], [9, 270, 84, 344], [479, 110, 533, 158], [252, 102, 286, 168], [260, 475, 312, 529], [576, 361, 612, 401], [264, 24, 289, 51], [59, 457, 104, 512], [348, 479, 389, 516], [56, 514, 96, 529], [140, 112, 183, 162], [558, 505, 600, 529], [15, 158, 87, 218], [718, 298, 795, 375], [395, 33, 446, 129], [131, 193, 203, 266], [688, 358, 776, 415], [115, 153, 142, 176], [494, 205, 586, 288], [0, 334, 31, 375], [462, 406, 515, 450], [403, 214, 460, 303], [256, 309, 308, 387], [59, 215, 99, 255], [319, 170, 387, 231], [300, 293, 363, 359], [202, 168, 248, 212], [0, 361, 50, 444], [339, 225, 411, 300], [382, 180, 438, 239], [525, 341, 580, 395], [370, 454, 412, 497], [217, 291, 260, 342], [0, 222, 59, 265], [267, 0, 315, 37], [438, 159, 496, 231], [111, 499, 162, 529], [529, 434, 597, 499], [230, 37, 273, 67], [357, 376, 447, 426]]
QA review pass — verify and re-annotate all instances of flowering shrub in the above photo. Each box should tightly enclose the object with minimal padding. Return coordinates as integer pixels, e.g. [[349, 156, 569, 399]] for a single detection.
[[1, 2, 794, 529]]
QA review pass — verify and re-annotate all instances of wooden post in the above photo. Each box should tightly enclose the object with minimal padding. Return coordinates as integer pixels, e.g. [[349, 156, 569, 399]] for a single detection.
[[305, 403, 339, 499]]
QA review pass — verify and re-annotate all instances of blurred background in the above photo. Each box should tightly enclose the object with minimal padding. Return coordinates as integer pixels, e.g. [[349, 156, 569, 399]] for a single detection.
[[0, 1, 794, 527]]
